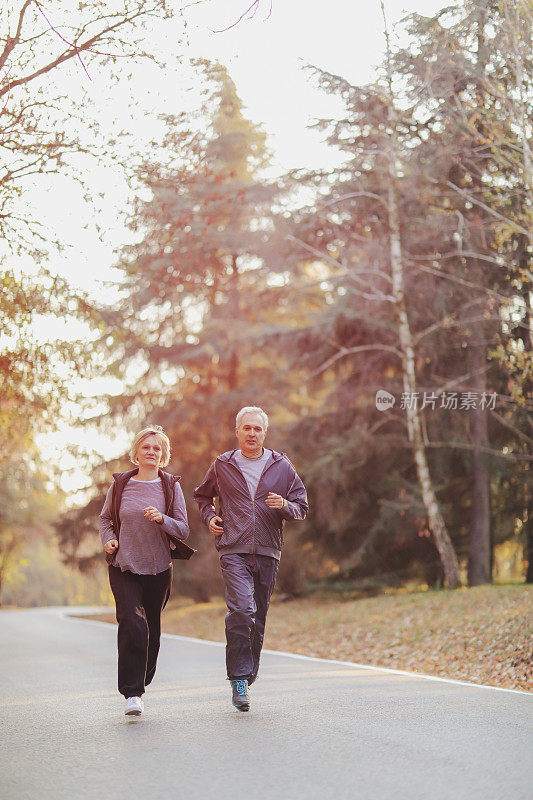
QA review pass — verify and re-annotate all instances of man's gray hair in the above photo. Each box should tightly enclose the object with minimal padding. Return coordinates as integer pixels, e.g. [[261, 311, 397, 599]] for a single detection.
[[236, 406, 269, 431]]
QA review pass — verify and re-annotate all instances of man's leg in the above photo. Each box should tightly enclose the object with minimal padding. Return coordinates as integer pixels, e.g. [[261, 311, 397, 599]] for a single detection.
[[220, 554, 256, 680], [142, 567, 172, 688], [249, 555, 279, 685], [108, 566, 148, 698]]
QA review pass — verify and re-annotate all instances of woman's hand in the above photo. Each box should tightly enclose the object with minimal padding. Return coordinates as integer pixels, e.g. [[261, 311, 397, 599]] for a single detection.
[[104, 538, 119, 554], [144, 506, 163, 524]]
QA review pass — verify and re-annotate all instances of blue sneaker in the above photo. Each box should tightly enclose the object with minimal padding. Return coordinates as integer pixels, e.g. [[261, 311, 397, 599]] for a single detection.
[[230, 679, 250, 711]]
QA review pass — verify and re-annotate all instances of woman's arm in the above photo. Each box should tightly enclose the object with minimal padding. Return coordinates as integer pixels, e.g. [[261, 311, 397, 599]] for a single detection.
[[159, 482, 190, 540], [99, 484, 117, 546]]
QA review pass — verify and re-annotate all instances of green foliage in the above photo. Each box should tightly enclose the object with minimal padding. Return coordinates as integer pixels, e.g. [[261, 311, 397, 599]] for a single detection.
[[56, 62, 287, 579], [0, 428, 59, 604], [0, 0, 178, 601], [0, 266, 101, 603], [260, 0, 531, 586], [2, 538, 112, 608], [61, 7, 532, 597]]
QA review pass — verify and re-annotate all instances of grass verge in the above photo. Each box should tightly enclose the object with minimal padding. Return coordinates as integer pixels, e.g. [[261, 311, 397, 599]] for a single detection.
[[89, 584, 532, 691]]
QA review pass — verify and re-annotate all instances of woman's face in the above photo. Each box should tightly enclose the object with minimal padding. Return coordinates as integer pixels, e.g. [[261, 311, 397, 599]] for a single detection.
[[136, 435, 163, 469]]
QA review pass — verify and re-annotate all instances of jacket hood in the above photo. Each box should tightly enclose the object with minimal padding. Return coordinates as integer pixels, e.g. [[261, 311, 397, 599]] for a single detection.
[[112, 468, 181, 483], [217, 449, 285, 463]]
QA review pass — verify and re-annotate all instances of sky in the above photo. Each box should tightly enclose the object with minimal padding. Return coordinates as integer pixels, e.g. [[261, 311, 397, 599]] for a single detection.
[[29, 0, 447, 492], [31, 0, 446, 295]]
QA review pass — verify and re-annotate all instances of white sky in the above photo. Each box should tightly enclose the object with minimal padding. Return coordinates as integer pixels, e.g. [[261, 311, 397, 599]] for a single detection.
[[32, 0, 446, 294], [29, 0, 446, 492]]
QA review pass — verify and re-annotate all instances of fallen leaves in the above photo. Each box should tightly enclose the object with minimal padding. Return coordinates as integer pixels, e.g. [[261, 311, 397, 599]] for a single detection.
[[88, 585, 531, 691], [161, 584, 532, 692]]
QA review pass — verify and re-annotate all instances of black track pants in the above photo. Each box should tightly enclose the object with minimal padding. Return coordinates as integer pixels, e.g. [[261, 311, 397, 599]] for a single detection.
[[108, 565, 172, 698]]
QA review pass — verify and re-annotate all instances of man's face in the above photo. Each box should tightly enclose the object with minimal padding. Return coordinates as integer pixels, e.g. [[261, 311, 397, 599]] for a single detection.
[[236, 413, 267, 457]]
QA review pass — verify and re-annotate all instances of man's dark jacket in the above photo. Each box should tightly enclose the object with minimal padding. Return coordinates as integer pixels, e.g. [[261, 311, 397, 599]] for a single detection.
[[193, 449, 308, 560]]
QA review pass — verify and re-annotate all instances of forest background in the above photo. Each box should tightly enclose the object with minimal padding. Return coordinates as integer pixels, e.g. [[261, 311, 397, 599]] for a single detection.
[[1, 0, 531, 609]]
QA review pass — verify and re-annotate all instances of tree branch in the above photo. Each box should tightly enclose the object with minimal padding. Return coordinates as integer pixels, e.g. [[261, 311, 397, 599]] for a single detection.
[[443, 180, 531, 239], [312, 343, 402, 377], [0, 6, 152, 97], [381, 435, 532, 463], [34, 2, 91, 81], [0, 0, 32, 72], [212, 0, 260, 33], [414, 312, 503, 345], [321, 191, 389, 210], [489, 409, 533, 447], [287, 233, 393, 288], [412, 263, 518, 301]]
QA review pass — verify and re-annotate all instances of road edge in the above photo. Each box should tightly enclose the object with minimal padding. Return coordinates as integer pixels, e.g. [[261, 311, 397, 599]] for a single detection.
[[60, 609, 532, 697]]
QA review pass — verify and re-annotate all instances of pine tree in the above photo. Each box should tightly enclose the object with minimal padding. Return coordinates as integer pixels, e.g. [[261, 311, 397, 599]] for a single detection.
[[396, 0, 532, 584], [58, 62, 290, 590]]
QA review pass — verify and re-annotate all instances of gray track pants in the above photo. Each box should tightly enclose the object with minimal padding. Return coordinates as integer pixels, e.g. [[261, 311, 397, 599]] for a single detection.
[[219, 553, 279, 683]]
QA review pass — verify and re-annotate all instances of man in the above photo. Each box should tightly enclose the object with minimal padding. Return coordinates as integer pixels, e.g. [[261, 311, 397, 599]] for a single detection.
[[194, 406, 308, 711]]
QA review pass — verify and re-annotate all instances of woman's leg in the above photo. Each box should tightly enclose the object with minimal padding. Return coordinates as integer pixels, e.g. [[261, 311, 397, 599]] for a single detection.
[[142, 567, 172, 688], [108, 566, 148, 698]]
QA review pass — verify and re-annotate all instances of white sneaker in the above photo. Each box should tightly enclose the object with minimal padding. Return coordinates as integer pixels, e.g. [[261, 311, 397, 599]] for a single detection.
[[124, 696, 144, 716]]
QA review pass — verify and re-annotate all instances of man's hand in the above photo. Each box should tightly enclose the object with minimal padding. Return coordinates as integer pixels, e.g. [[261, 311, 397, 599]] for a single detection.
[[144, 506, 163, 524], [265, 492, 286, 509], [209, 515, 224, 536], [104, 538, 119, 554]]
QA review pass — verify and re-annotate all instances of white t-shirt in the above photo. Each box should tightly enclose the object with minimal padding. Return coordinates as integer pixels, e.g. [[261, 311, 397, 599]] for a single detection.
[[233, 449, 271, 499]]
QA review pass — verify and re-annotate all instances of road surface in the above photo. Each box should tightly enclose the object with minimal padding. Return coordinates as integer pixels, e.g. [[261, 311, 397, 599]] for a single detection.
[[1, 607, 531, 799]]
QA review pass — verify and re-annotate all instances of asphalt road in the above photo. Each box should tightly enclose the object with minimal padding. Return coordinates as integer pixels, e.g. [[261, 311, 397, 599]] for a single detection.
[[1, 607, 531, 800]]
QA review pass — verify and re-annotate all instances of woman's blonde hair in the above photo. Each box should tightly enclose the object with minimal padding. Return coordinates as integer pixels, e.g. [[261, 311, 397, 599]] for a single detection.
[[130, 425, 171, 467]]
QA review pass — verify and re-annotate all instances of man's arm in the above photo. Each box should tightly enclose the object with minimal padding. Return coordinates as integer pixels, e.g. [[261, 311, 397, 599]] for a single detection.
[[193, 461, 219, 526], [279, 464, 309, 521]]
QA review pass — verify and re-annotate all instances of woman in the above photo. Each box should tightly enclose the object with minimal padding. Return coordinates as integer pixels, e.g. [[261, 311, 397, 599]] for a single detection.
[[99, 425, 192, 716]]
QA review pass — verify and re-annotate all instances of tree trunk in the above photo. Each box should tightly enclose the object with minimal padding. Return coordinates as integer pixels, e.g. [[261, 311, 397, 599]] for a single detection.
[[521, 256, 533, 582], [389, 182, 461, 588], [227, 253, 240, 390], [525, 492, 533, 582], [503, 0, 533, 211], [465, 8, 491, 586], [380, 0, 461, 589], [468, 335, 491, 584]]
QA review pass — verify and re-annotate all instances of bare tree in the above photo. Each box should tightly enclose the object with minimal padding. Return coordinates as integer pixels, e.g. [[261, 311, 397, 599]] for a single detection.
[[0, 0, 171, 255], [379, 0, 461, 588]]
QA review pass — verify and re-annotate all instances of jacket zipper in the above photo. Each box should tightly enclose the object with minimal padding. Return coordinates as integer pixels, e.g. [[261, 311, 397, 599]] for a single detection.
[[224, 455, 280, 554], [251, 497, 255, 554], [250, 459, 280, 549], [224, 460, 256, 551]]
